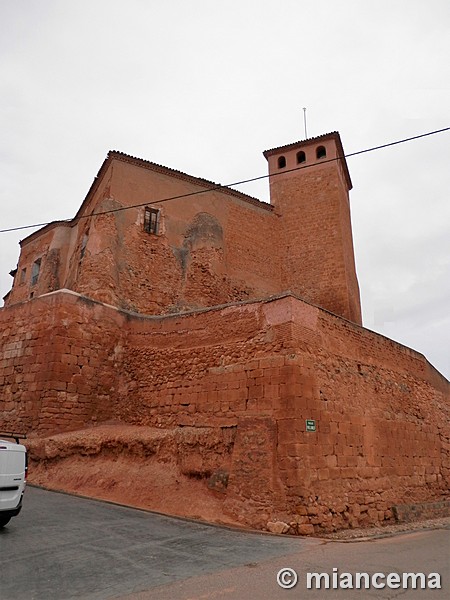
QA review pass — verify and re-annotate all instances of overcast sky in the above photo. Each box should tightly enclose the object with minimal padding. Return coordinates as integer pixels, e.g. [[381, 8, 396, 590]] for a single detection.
[[1, 0, 449, 379]]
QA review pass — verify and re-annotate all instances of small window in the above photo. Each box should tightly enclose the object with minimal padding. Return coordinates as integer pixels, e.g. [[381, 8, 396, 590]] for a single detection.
[[316, 146, 326, 159], [296, 151, 306, 164], [277, 156, 286, 169], [31, 259, 41, 286], [20, 268, 27, 284], [80, 233, 89, 259], [144, 207, 160, 234]]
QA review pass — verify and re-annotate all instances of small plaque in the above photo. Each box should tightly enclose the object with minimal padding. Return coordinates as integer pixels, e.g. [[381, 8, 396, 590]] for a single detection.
[[305, 419, 316, 432]]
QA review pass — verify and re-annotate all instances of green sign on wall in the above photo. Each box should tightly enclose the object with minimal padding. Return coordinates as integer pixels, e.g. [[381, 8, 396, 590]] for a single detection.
[[305, 419, 316, 432]]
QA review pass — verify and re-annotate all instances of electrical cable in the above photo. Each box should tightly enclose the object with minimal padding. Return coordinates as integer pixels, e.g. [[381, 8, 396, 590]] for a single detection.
[[1, 126, 449, 235]]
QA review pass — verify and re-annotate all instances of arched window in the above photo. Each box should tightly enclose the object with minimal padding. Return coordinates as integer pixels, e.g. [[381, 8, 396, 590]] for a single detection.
[[316, 146, 326, 159], [296, 151, 306, 164], [277, 156, 286, 169]]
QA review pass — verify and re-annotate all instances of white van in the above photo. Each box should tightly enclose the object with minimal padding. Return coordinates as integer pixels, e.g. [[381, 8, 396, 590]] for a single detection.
[[0, 433, 27, 528]]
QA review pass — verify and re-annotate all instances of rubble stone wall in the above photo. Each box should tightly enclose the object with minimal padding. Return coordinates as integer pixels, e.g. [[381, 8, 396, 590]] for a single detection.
[[0, 290, 448, 531]]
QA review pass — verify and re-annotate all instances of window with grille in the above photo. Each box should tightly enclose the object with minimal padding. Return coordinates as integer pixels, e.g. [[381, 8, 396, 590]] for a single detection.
[[31, 259, 41, 286], [144, 207, 160, 234]]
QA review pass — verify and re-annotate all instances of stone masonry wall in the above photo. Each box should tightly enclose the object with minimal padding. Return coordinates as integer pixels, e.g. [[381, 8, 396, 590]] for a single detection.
[[7, 144, 360, 327], [0, 291, 123, 434], [0, 290, 448, 532], [71, 160, 280, 315], [269, 162, 361, 324], [116, 302, 289, 428], [271, 298, 449, 533]]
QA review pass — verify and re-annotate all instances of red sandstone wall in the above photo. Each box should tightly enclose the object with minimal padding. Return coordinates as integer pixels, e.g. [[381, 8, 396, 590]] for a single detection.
[[266, 133, 362, 325], [1, 290, 448, 531], [269, 164, 361, 324], [0, 291, 123, 434], [272, 297, 449, 531], [122, 293, 446, 530], [6, 159, 281, 315], [72, 159, 280, 313], [6, 225, 74, 306], [116, 302, 289, 428], [5, 145, 362, 328]]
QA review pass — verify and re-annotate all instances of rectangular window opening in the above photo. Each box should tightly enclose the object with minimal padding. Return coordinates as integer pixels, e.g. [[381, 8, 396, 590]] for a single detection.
[[80, 233, 89, 259], [31, 259, 41, 286], [20, 268, 27, 284], [144, 207, 160, 235]]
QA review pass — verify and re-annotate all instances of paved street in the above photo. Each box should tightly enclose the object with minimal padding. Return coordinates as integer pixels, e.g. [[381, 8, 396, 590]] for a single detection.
[[1, 486, 448, 599], [0, 487, 310, 600]]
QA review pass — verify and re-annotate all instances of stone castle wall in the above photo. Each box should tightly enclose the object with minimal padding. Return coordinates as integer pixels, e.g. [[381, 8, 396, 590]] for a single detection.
[[0, 290, 448, 532]]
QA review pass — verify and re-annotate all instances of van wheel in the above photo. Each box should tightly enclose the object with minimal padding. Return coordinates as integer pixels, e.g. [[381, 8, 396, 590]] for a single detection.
[[0, 515, 11, 528]]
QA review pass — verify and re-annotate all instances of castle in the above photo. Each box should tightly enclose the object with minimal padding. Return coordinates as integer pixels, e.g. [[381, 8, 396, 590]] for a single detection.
[[4, 132, 361, 324], [1, 132, 448, 533]]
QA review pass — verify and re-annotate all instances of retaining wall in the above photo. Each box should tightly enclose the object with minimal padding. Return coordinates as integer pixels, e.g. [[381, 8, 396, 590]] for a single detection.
[[0, 290, 448, 531]]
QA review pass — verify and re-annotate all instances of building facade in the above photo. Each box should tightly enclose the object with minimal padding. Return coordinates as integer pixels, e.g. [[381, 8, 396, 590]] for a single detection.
[[4, 132, 361, 324], [1, 132, 448, 533]]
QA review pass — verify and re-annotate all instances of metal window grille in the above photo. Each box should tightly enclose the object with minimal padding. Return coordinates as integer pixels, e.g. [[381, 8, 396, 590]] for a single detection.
[[144, 207, 160, 234]]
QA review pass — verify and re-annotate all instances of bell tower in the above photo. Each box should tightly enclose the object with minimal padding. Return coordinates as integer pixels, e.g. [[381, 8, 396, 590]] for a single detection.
[[264, 132, 362, 325]]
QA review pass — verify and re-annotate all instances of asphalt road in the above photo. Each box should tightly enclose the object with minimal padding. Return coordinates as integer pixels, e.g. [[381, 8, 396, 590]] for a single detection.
[[0, 486, 448, 600]]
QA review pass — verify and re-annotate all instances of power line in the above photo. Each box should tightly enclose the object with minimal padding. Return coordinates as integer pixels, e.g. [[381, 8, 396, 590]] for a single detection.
[[1, 221, 66, 234], [1, 126, 449, 235]]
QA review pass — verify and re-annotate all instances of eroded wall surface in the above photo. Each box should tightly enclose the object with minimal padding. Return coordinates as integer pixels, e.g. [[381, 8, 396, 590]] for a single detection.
[[6, 160, 281, 315], [0, 290, 448, 531], [5, 136, 362, 326]]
